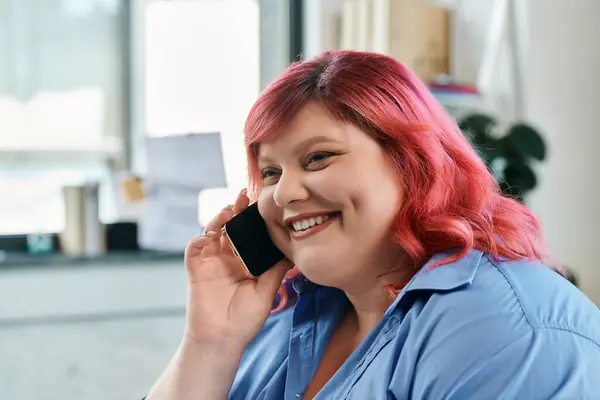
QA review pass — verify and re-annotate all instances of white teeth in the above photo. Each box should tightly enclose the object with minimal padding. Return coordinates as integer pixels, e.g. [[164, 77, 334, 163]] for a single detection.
[[291, 214, 332, 232]]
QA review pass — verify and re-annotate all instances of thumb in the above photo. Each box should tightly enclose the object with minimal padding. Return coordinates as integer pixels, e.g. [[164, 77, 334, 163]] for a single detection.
[[256, 258, 294, 300]]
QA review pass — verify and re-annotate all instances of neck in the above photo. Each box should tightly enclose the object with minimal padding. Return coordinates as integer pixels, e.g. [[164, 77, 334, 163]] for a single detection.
[[343, 286, 395, 336], [345, 269, 407, 336], [342, 253, 412, 335]]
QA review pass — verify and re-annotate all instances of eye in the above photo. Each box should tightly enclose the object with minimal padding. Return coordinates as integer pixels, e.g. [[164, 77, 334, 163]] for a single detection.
[[261, 169, 276, 178], [306, 152, 333, 166], [260, 168, 280, 184]]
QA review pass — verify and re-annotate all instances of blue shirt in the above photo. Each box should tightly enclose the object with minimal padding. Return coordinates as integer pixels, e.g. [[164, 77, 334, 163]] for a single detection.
[[229, 250, 600, 399]]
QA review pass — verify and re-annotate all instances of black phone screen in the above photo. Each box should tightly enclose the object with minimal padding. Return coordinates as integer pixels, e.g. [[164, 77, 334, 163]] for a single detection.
[[224, 202, 286, 277]]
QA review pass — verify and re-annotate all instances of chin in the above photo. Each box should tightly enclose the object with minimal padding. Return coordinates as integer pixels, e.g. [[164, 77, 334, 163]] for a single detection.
[[292, 252, 342, 286]]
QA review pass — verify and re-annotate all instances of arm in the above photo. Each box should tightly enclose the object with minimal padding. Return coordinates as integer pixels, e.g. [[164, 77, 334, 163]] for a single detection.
[[146, 340, 244, 400], [408, 328, 600, 400]]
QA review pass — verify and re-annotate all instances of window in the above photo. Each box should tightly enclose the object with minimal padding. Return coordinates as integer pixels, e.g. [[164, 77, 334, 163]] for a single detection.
[[0, 0, 127, 234], [132, 0, 261, 191], [0, 0, 125, 148], [0, 0, 291, 236]]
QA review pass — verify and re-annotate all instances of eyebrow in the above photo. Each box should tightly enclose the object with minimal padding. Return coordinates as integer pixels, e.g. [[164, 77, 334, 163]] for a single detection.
[[258, 135, 342, 165]]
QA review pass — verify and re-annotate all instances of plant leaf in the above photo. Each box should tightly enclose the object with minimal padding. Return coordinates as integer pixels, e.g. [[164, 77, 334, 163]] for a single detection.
[[505, 123, 547, 161]]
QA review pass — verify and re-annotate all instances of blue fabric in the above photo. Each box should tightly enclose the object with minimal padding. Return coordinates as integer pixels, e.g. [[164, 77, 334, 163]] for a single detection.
[[229, 250, 600, 400]]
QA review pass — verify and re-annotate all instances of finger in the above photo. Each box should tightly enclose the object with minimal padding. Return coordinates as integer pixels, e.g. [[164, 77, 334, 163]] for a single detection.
[[220, 229, 235, 256], [222, 190, 250, 255], [205, 205, 237, 258], [197, 229, 224, 258], [255, 258, 294, 301], [184, 230, 221, 267], [187, 205, 232, 262], [232, 188, 250, 215], [204, 205, 234, 234]]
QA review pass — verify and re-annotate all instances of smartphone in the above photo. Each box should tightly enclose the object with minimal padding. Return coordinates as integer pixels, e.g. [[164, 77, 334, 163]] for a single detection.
[[223, 202, 286, 277]]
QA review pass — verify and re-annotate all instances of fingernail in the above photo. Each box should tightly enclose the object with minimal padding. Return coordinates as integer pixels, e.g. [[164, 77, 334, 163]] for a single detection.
[[240, 188, 248, 196]]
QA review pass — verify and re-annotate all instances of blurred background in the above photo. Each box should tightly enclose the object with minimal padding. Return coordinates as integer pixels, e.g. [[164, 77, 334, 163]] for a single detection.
[[0, 0, 598, 398]]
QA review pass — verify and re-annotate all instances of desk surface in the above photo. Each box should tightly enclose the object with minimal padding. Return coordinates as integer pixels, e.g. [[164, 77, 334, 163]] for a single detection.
[[0, 250, 183, 269]]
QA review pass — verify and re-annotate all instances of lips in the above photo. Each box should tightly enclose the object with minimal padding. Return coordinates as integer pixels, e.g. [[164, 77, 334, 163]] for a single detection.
[[284, 211, 341, 239], [290, 214, 332, 232]]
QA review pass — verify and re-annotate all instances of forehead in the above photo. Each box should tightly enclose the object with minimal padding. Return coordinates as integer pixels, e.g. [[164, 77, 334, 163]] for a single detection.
[[258, 103, 348, 158]]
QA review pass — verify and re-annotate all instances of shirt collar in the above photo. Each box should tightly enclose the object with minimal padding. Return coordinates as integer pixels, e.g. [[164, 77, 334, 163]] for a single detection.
[[405, 249, 483, 292], [384, 249, 484, 316]]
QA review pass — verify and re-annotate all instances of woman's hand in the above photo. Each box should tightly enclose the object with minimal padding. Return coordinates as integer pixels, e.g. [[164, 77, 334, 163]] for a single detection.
[[147, 190, 290, 400], [183, 189, 292, 351]]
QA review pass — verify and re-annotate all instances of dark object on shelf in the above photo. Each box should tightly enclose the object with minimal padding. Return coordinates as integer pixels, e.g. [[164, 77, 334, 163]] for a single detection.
[[458, 113, 547, 202], [0, 235, 30, 253], [106, 222, 139, 251], [0, 234, 62, 253]]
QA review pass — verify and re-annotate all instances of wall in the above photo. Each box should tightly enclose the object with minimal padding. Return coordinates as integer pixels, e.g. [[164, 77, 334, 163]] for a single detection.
[[525, 0, 600, 304]]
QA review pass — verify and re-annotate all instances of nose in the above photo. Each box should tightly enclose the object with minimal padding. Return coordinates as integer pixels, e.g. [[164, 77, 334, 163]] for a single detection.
[[273, 170, 309, 208]]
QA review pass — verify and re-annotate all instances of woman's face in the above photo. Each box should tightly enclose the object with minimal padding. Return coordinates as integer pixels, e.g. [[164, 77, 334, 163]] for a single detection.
[[257, 103, 404, 289]]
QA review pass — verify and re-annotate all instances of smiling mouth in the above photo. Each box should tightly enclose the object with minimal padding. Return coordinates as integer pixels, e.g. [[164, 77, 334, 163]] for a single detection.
[[290, 214, 328, 232], [287, 212, 341, 238]]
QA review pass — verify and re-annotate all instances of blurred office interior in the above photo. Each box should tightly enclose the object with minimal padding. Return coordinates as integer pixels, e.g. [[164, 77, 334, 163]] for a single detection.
[[0, 0, 598, 398]]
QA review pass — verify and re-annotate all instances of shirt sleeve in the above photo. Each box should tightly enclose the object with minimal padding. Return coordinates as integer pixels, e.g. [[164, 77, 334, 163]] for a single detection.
[[408, 328, 600, 400]]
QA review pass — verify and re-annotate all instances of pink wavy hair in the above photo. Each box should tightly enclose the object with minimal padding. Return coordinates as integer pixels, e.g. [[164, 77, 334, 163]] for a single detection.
[[243, 50, 551, 311]]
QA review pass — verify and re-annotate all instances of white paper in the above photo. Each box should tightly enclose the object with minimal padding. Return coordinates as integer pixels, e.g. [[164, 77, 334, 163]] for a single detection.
[[139, 132, 228, 252]]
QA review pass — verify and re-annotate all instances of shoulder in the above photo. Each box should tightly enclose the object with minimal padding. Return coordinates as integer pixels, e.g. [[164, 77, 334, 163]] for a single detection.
[[486, 255, 600, 334], [472, 254, 600, 341], [412, 251, 600, 343], [405, 251, 600, 399]]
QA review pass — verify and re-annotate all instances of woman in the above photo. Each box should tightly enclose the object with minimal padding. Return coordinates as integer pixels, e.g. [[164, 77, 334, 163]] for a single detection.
[[146, 50, 600, 399]]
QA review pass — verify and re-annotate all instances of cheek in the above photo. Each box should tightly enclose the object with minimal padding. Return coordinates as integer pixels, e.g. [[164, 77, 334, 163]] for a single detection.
[[257, 188, 292, 249], [257, 188, 281, 228], [351, 168, 403, 226], [303, 167, 351, 205], [370, 183, 403, 230]]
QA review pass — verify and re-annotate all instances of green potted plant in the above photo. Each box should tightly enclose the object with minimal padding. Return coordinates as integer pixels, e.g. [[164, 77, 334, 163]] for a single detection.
[[458, 113, 547, 203], [458, 114, 580, 286]]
